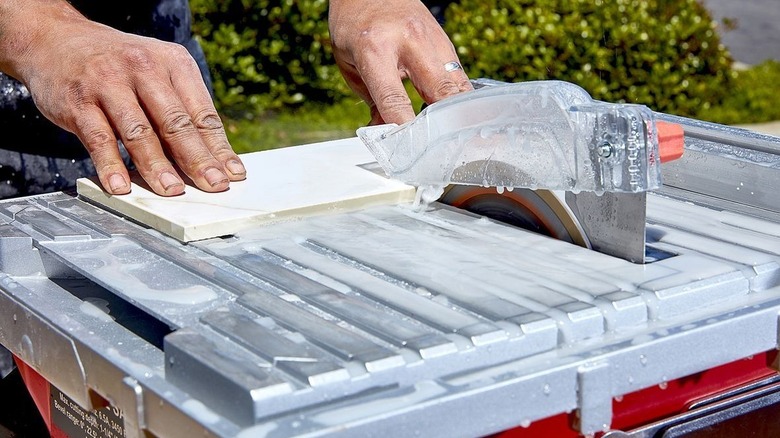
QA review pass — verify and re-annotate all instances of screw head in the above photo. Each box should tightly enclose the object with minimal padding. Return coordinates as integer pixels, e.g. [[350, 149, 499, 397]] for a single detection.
[[597, 142, 613, 158]]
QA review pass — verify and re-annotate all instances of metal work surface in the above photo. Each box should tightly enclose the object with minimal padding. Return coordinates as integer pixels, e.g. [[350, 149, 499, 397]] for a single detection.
[[0, 172, 778, 437], [0, 115, 779, 437]]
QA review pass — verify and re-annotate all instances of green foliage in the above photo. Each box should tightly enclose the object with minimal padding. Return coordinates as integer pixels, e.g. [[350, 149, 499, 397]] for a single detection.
[[190, 0, 351, 117], [192, 0, 776, 142], [225, 81, 424, 153], [701, 61, 780, 124], [444, 0, 735, 118], [225, 97, 366, 153]]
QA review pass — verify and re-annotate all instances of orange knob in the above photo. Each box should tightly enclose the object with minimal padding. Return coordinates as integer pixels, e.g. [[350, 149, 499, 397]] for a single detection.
[[656, 121, 685, 163]]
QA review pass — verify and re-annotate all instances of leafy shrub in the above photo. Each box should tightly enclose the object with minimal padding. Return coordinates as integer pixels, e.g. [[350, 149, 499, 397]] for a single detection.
[[701, 61, 780, 124], [444, 0, 735, 118], [190, 0, 351, 118]]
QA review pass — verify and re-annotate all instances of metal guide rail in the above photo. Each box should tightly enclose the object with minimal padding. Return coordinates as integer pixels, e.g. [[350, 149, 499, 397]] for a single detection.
[[0, 126, 779, 438]]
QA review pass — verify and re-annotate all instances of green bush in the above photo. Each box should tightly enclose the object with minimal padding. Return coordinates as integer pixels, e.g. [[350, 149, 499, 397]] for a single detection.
[[444, 0, 735, 119], [701, 61, 780, 124], [190, 0, 351, 118]]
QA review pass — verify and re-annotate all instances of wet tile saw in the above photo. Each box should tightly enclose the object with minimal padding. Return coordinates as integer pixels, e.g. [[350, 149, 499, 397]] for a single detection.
[[1, 79, 779, 438]]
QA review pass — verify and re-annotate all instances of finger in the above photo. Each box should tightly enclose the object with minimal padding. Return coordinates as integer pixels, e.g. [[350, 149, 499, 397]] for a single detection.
[[402, 39, 473, 105], [334, 61, 386, 124], [72, 105, 131, 195], [168, 47, 246, 181], [135, 75, 230, 193], [352, 49, 415, 125], [99, 90, 186, 196]]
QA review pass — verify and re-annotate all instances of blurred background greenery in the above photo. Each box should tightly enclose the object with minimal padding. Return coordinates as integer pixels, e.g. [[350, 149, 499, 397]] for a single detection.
[[189, 0, 780, 153]]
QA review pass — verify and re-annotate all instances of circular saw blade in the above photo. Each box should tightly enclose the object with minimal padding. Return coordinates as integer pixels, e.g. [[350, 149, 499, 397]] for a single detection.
[[439, 185, 590, 248]]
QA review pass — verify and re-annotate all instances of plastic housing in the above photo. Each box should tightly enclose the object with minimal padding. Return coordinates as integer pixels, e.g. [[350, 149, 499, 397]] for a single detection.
[[357, 80, 664, 193]]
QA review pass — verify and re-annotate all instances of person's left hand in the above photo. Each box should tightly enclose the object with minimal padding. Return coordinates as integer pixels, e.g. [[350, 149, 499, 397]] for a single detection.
[[329, 0, 473, 125]]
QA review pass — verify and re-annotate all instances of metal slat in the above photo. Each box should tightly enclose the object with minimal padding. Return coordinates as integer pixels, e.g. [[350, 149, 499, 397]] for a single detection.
[[164, 330, 294, 426], [224, 253, 457, 359], [237, 292, 405, 372], [260, 239, 508, 346], [201, 310, 351, 386]]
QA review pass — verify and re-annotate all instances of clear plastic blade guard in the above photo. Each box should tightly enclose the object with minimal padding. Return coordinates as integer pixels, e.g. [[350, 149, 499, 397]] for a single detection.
[[357, 80, 663, 193]]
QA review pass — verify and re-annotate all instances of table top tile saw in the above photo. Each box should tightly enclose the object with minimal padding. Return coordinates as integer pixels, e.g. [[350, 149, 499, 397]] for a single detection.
[[1, 80, 779, 438]]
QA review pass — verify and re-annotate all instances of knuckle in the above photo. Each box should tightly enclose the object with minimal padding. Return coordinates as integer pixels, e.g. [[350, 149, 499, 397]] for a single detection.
[[376, 88, 412, 109], [167, 43, 199, 69], [176, 46, 196, 64], [84, 128, 113, 148], [355, 27, 391, 56], [433, 79, 461, 99], [168, 42, 191, 57], [403, 16, 428, 40], [162, 110, 195, 136], [193, 110, 225, 132], [121, 46, 155, 71], [123, 121, 154, 142], [81, 128, 115, 153]]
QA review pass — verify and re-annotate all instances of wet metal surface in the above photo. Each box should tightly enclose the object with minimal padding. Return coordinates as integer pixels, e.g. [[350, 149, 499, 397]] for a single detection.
[[0, 184, 777, 437]]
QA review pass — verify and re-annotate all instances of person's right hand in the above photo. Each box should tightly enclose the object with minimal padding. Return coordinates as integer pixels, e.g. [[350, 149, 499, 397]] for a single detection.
[[0, 0, 245, 196], [329, 0, 473, 126]]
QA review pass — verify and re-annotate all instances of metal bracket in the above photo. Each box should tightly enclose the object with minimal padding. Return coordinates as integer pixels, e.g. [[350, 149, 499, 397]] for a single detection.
[[577, 361, 613, 435], [566, 192, 647, 263]]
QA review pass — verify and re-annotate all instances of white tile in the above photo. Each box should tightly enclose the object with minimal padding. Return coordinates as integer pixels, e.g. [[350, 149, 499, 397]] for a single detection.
[[77, 137, 415, 242]]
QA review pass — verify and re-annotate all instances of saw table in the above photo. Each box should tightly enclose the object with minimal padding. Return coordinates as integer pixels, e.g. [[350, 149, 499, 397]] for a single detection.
[[1, 113, 779, 437]]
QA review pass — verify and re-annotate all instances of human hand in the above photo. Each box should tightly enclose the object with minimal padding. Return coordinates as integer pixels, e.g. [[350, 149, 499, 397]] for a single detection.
[[328, 0, 473, 125], [0, 0, 245, 196]]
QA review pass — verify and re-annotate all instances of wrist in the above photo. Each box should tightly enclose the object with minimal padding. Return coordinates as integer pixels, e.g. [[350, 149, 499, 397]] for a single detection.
[[0, 0, 83, 82]]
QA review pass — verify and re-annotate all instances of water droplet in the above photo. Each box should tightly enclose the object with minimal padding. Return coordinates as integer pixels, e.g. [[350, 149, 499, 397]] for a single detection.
[[614, 395, 624, 402], [639, 354, 647, 366], [659, 381, 668, 390], [543, 384, 551, 395], [520, 419, 531, 428]]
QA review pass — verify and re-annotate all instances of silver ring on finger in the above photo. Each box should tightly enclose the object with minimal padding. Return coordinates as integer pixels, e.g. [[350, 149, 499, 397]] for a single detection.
[[444, 61, 463, 72]]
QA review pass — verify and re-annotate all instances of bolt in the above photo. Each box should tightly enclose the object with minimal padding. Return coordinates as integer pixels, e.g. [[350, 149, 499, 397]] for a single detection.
[[597, 142, 613, 158]]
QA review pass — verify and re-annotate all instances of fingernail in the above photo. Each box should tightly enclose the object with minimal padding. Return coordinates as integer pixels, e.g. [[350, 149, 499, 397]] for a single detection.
[[204, 167, 229, 187], [226, 159, 246, 177], [108, 173, 128, 193], [160, 172, 183, 191]]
